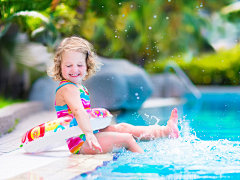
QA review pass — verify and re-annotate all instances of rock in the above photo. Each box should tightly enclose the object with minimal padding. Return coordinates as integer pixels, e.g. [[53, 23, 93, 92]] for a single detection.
[[0, 102, 43, 135], [83, 57, 154, 110], [29, 57, 154, 111], [150, 73, 187, 98], [29, 76, 59, 110]]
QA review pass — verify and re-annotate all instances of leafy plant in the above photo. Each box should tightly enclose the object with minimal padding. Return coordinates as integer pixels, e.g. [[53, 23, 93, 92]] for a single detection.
[[7, 118, 19, 133], [0, 97, 24, 108], [78, 0, 232, 65], [145, 45, 240, 85]]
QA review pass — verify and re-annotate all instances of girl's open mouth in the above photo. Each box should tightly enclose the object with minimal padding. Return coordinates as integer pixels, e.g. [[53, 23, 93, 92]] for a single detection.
[[69, 74, 80, 77]]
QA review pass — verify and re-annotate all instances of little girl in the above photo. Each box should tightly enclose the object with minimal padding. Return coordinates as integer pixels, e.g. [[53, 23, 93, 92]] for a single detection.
[[47, 36, 179, 154]]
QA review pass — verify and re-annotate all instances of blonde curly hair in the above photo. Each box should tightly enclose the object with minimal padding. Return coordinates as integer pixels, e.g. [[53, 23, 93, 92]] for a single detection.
[[47, 36, 102, 81]]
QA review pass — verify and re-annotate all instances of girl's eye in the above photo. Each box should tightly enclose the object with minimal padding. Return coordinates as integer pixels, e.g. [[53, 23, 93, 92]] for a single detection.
[[78, 65, 83, 67], [66, 65, 71, 67]]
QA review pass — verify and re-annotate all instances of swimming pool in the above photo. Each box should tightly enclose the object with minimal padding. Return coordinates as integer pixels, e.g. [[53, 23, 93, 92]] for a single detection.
[[75, 92, 240, 179]]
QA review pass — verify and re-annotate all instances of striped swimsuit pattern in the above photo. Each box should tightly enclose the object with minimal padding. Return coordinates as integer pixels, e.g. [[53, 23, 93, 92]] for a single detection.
[[55, 80, 98, 154]]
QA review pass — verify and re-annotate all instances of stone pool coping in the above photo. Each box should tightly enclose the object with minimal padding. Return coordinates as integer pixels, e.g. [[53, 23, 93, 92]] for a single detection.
[[0, 101, 43, 136]]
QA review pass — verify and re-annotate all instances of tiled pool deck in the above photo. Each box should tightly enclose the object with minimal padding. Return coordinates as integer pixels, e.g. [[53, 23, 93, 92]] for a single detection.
[[0, 98, 183, 180]]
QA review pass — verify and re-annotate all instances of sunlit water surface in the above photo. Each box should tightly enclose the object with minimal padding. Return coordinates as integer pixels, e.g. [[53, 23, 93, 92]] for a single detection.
[[75, 93, 240, 179]]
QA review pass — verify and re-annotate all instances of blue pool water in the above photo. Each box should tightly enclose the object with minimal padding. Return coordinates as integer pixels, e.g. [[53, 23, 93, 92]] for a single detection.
[[76, 92, 240, 179]]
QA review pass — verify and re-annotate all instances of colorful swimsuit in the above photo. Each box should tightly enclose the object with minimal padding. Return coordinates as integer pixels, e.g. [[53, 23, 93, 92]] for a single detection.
[[55, 80, 111, 154]]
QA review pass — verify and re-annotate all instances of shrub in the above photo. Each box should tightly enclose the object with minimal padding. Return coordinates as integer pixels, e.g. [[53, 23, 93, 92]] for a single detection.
[[145, 46, 240, 85]]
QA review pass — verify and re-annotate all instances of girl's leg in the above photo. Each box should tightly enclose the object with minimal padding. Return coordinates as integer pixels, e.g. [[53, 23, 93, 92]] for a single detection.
[[100, 108, 179, 140], [80, 132, 144, 154]]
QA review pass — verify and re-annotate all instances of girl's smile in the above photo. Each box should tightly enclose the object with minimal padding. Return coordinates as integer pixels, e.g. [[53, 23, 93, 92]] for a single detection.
[[61, 51, 87, 84]]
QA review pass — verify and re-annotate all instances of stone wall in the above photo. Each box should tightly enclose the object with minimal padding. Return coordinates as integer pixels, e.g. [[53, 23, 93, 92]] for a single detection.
[[0, 101, 43, 135]]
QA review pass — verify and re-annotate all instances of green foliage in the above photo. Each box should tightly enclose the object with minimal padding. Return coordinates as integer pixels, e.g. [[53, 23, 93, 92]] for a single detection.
[[0, 0, 79, 51], [78, 0, 233, 65], [145, 46, 240, 85], [0, 0, 235, 65], [8, 118, 19, 133], [0, 97, 24, 109], [49, 3, 80, 36]]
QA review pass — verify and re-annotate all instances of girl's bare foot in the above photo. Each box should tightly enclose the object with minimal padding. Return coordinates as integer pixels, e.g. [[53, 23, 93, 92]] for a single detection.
[[166, 108, 179, 138], [141, 108, 180, 140]]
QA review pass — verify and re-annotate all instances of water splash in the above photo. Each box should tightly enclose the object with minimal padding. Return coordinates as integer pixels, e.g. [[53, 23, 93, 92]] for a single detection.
[[79, 121, 240, 179], [85, 134, 240, 179], [151, 115, 161, 125]]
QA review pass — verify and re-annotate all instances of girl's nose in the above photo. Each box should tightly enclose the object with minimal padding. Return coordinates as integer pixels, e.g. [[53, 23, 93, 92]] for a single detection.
[[72, 65, 79, 72]]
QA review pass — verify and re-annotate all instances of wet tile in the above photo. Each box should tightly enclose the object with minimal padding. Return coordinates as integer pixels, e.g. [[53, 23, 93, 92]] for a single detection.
[[45, 170, 79, 180], [7, 150, 115, 179], [8, 171, 45, 180], [30, 168, 59, 178], [91, 154, 113, 160], [70, 154, 94, 159]]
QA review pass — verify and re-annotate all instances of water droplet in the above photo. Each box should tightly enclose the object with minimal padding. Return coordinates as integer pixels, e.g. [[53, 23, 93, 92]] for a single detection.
[[196, 6, 198, 8], [122, 14, 125, 17], [146, 47, 149, 50], [137, 97, 140, 99], [168, 0, 171, 2], [149, 26, 152, 30], [115, 36, 117, 38], [166, 16, 169, 20], [153, 59, 155, 61], [157, 50, 159, 52], [178, 55, 181, 57], [200, 4, 203, 7], [119, 2, 121, 5], [131, 5, 133, 8], [153, 15, 157, 18], [135, 93, 139, 96], [125, 29, 127, 32]]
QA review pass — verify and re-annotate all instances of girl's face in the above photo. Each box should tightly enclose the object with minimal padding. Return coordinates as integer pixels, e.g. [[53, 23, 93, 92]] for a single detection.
[[61, 51, 87, 84]]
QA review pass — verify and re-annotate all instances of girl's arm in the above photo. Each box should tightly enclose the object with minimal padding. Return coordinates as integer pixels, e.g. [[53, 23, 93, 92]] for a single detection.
[[61, 84, 102, 152]]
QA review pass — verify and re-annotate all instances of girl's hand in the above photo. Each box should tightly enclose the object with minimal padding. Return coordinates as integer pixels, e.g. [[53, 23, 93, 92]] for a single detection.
[[85, 133, 103, 153]]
